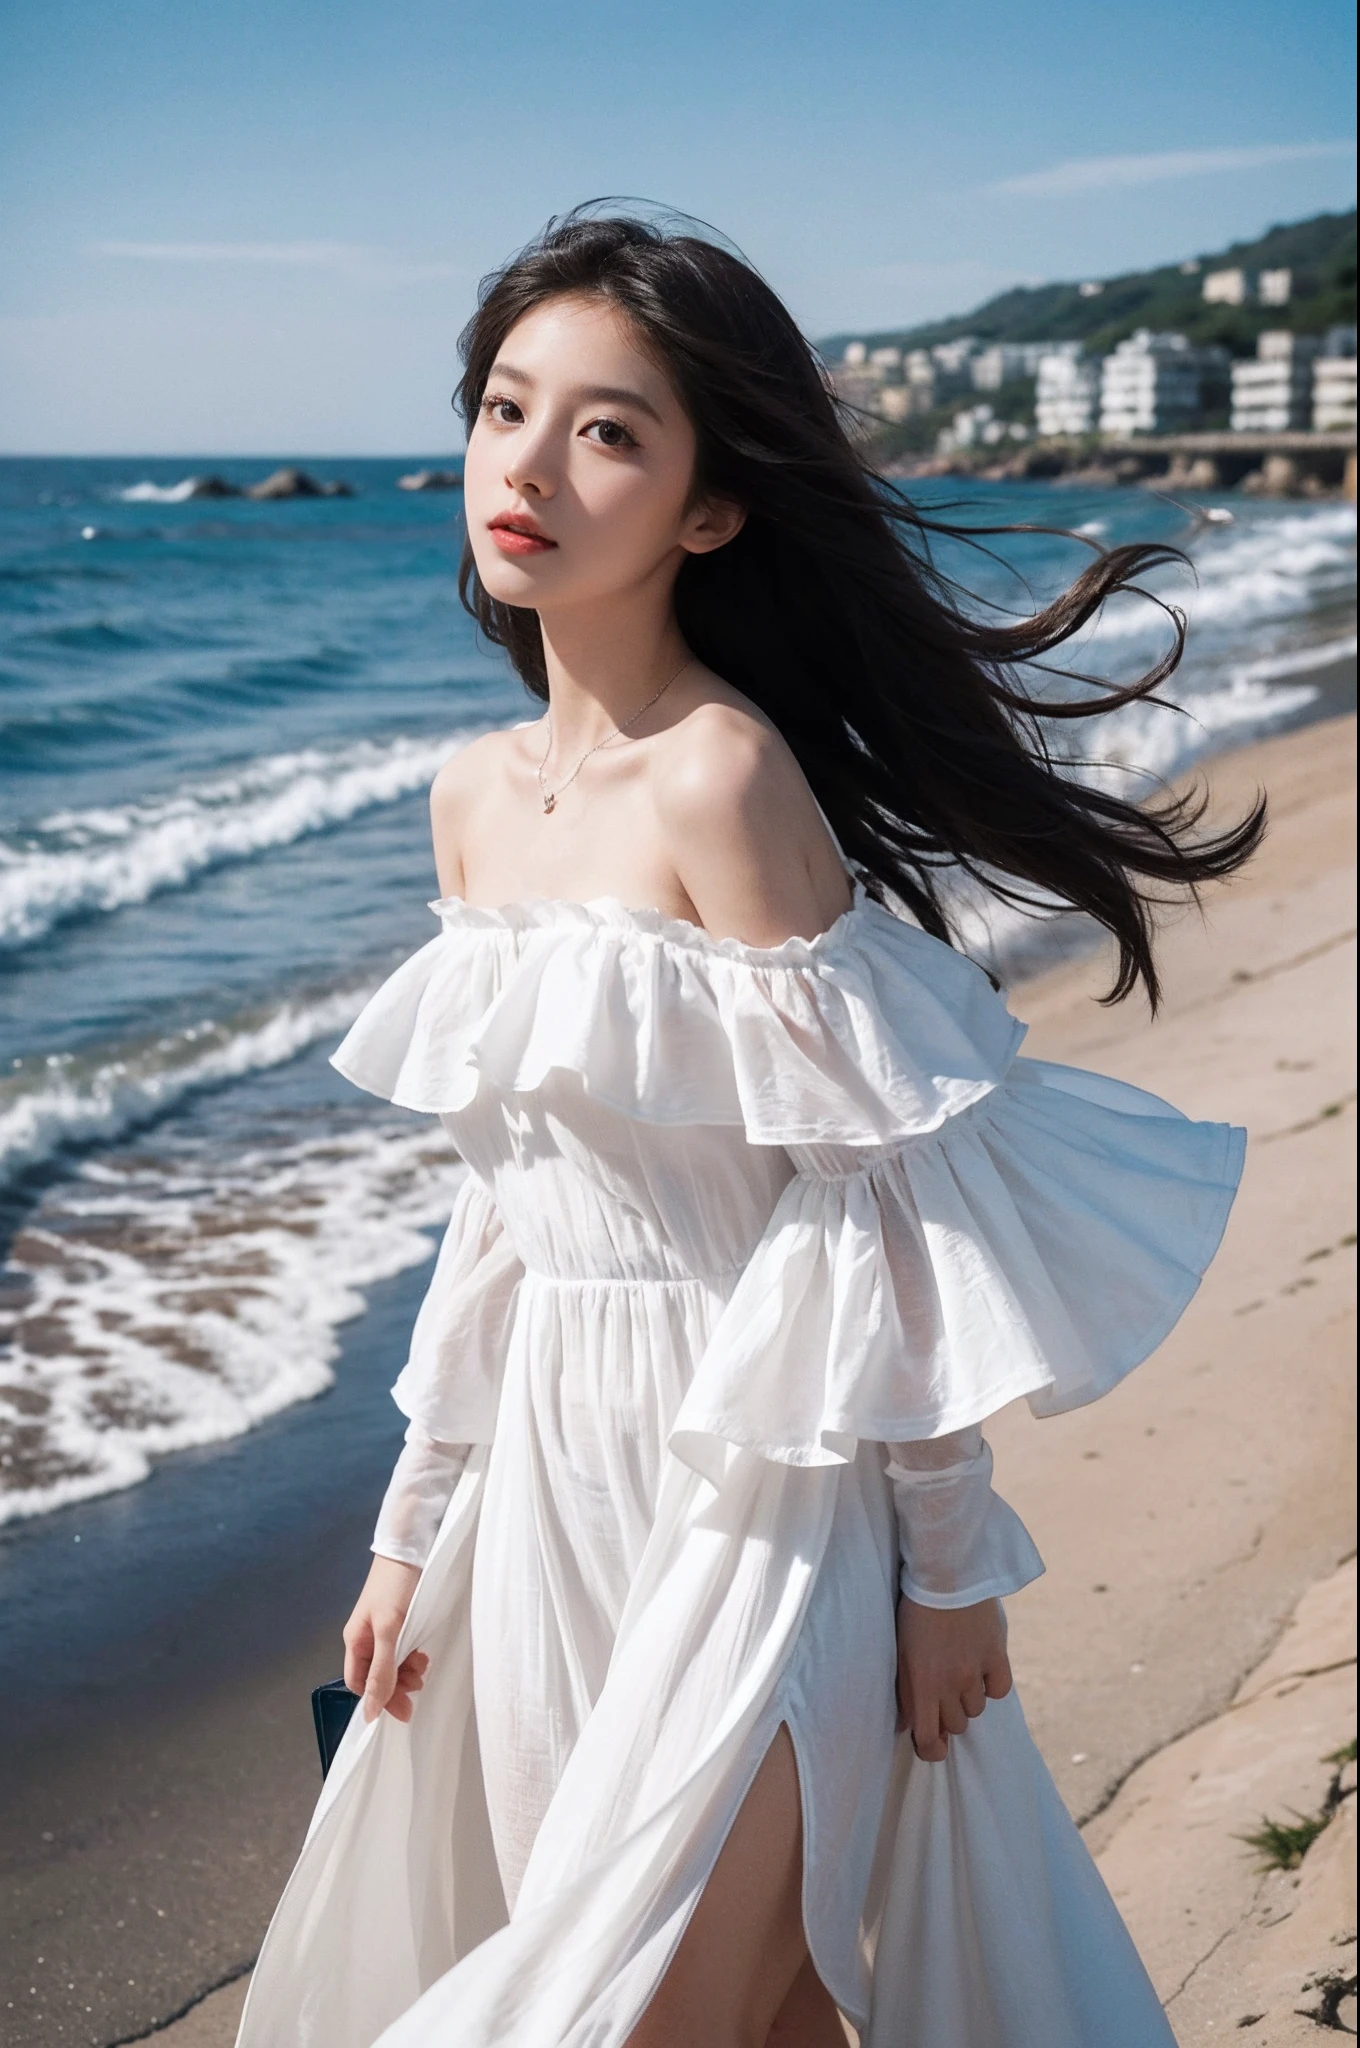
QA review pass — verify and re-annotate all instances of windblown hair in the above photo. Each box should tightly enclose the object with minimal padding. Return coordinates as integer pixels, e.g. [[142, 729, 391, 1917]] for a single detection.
[[455, 208, 1264, 1007]]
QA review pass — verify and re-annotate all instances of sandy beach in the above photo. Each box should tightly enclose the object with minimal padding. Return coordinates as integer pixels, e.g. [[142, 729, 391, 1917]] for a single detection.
[[2, 712, 1354, 2048]]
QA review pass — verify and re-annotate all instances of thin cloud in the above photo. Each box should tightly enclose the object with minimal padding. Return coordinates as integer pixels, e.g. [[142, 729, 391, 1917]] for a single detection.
[[994, 140, 1357, 197], [94, 240, 460, 284]]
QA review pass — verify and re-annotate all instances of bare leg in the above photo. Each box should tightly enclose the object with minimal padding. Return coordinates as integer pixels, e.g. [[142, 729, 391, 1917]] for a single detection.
[[627, 1726, 845, 2048], [767, 1953, 850, 2046]]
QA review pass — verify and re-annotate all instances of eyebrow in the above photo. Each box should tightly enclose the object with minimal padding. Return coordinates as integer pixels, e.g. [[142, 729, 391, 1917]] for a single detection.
[[489, 361, 665, 426]]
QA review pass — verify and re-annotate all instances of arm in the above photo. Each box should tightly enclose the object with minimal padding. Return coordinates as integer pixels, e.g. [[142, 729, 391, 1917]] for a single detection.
[[344, 1422, 471, 1724], [371, 1420, 471, 1568], [886, 1430, 1043, 1761]]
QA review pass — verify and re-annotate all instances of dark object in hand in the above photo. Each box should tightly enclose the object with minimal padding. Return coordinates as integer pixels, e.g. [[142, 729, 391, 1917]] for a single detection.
[[311, 1678, 360, 1777]]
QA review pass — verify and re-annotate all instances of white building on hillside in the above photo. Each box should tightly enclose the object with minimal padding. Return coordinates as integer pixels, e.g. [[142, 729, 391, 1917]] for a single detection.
[[1231, 331, 1323, 432], [876, 385, 916, 423], [970, 344, 1025, 390], [1259, 268, 1293, 306], [1035, 349, 1100, 436], [1313, 355, 1358, 431], [969, 341, 1056, 390], [1203, 268, 1250, 306], [942, 405, 1030, 450], [830, 358, 885, 412], [931, 336, 979, 376], [1099, 331, 1224, 435]]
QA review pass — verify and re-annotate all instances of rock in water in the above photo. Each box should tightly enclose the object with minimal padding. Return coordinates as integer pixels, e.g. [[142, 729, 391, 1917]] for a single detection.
[[396, 468, 463, 492], [245, 468, 354, 500], [186, 475, 241, 498]]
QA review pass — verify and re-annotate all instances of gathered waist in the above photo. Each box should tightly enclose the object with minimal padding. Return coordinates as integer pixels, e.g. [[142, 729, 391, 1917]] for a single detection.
[[518, 1263, 744, 1293]]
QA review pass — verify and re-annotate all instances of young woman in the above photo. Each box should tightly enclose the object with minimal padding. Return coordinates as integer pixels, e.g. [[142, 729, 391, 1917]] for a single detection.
[[238, 211, 1260, 2048]]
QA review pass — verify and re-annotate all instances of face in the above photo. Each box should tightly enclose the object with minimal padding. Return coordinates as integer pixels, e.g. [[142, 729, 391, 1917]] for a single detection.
[[462, 293, 743, 616]]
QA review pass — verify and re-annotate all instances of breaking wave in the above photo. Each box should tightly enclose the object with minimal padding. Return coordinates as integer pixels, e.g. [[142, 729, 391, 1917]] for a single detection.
[[0, 729, 473, 948], [0, 984, 371, 1187]]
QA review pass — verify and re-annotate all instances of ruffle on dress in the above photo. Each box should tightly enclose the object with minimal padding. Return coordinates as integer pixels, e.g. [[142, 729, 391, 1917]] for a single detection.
[[330, 891, 1024, 1144], [333, 896, 1244, 1455], [671, 1059, 1244, 1473]]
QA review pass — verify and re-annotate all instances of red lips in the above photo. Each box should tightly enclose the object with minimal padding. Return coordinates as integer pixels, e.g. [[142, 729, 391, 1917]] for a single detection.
[[487, 513, 557, 556]]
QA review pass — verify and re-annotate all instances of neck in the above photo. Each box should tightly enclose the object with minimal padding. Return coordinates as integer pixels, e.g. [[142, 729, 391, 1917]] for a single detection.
[[536, 577, 690, 751]]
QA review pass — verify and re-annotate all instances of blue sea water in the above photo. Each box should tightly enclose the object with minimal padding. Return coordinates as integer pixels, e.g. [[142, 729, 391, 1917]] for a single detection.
[[0, 455, 1354, 1527]]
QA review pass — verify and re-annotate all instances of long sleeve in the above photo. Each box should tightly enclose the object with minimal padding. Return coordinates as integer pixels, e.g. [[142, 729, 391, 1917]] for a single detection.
[[372, 1420, 471, 1568], [388, 1172, 524, 1443], [886, 1429, 1044, 1609], [780, 1136, 1045, 1605], [369, 1173, 523, 1565]]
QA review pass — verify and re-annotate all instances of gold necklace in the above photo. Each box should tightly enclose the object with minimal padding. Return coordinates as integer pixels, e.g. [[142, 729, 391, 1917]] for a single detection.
[[536, 658, 691, 815]]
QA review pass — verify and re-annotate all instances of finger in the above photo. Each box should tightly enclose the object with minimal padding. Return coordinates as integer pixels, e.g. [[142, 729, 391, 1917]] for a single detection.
[[983, 1650, 1014, 1701], [939, 1695, 970, 1739], [895, 1607, 912, 1732], [343, 1620, 373, 1699], [396, 1656, 427, 1696], [911, 1694, 948, 1764], [961, 1679, 988, 1719], [363, 1627, 400, 1723]]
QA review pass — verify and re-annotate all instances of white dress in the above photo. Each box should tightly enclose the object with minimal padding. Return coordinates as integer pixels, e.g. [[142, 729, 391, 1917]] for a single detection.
[[236, 885, 1244, 2048]]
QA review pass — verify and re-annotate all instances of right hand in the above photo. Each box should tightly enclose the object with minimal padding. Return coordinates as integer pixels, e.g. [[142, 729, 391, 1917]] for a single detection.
[[343, 1556, 428, 1723], [896, 1594, 1012, 1762]]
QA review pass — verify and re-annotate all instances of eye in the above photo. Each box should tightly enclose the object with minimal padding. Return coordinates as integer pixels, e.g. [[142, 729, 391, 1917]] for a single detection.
[[482, 394, 524, 426], [582, 416, 638, 450]]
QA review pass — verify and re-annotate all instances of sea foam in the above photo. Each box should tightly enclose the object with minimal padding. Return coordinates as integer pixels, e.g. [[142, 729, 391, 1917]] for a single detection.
[[0, 985, 370, 1185], [0, 1117, 459, 1525], [1085, 502, 1357, 652], [118, 478, 210, 503], [0, 729, 474, 949]]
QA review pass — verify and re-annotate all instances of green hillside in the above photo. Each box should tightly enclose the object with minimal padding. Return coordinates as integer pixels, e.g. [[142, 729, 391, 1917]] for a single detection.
[[820, 209, 1357, 363]]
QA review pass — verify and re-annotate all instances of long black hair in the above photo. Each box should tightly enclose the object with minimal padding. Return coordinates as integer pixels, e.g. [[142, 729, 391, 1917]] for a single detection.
[[455, 208, 1264, 1007]]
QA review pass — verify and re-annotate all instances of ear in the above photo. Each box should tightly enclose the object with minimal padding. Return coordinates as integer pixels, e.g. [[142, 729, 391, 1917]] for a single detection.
[[679, 493, 747, 556]]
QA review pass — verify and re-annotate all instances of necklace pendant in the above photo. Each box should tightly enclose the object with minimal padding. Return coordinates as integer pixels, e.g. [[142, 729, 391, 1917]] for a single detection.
[[542, 791, 556, 814]]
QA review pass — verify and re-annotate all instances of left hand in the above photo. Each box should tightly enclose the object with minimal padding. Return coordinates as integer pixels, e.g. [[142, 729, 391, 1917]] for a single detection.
[[343, 1555, 429, 1724], [896, 1594, 1012, 1762]]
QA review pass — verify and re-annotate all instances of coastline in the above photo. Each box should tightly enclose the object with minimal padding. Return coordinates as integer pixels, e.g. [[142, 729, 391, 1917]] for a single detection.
[[883, 430, 1356, 498], [0, 1261, 434, 2046], [1, 713, 1354, 2046]]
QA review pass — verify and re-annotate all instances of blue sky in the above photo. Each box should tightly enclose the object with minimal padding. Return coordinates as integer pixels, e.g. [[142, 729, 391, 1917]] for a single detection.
[[2, 0, 1354, 453]]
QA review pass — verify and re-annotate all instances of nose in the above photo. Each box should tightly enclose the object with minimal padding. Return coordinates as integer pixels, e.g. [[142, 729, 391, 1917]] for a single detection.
[[503, 418, 558, 502]]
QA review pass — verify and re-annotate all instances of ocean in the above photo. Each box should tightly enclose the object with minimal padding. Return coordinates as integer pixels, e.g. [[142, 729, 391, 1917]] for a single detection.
[[1, 456, 1355, 1534]]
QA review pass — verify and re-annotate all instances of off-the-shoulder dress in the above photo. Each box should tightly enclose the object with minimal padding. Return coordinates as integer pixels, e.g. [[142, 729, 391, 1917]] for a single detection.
[[237, 885, 1242, 2048]]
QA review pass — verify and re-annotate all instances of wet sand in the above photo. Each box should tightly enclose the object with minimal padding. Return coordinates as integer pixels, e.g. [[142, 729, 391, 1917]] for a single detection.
[[2, 713, 1354, 2046]]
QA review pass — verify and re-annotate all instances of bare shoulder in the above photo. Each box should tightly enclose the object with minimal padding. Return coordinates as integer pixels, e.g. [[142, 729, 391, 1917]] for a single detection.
[[430, 725, 526, 814], [653, 698, 813, 834], [429, 724, 535, 893], [652, 695, 850, 943]]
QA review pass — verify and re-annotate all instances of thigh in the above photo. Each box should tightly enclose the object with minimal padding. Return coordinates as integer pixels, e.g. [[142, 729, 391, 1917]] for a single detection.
[[627, 1726, 844, 2048]]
